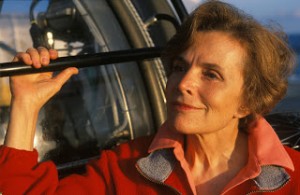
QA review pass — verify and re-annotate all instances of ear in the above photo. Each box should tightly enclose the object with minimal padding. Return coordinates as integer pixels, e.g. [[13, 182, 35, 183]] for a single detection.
[[234, 105, 251, 119]]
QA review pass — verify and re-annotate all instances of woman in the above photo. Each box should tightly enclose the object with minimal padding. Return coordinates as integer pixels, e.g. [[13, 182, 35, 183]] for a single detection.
[[0, 1, 299, 194]]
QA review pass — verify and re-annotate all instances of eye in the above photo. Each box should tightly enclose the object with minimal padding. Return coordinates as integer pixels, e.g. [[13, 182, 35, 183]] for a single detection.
[[171, 61, 187, 73], [203, 70, 222, 80]]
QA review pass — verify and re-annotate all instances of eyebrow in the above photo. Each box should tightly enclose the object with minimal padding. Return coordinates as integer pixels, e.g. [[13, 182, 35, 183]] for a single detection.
[[174, 56, 223, 72], [173, 56, 188, 65]]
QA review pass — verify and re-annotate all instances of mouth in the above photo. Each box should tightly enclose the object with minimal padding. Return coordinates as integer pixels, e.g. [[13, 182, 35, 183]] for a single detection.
[[171, 101, 201, 111]]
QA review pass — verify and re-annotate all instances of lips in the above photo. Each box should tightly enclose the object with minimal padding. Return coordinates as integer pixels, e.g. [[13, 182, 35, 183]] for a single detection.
[[171, 101, 201, 111]]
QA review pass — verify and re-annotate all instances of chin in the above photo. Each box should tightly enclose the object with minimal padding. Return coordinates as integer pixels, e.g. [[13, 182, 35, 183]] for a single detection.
[[165, 117, 199, 135]]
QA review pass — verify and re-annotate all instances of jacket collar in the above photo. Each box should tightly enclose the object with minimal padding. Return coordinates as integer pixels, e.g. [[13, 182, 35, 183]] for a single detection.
[[136, 148, 176, 183], [238, 117, 293, 193], [147, 122, 184, 153], [136, 117, 294, 194], [252, 165, 290, 191], [248, 117, 294, 170]]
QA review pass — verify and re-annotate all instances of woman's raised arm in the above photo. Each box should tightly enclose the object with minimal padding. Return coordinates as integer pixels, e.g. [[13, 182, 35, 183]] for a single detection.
[[4, 47, 78, 151]]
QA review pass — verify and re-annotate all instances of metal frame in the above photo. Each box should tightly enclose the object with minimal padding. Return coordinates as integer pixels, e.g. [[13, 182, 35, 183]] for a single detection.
[[0, 47, 162, 77]]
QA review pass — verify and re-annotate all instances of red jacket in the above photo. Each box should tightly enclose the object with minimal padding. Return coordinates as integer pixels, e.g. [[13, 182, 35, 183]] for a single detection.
[[0, 118, 300, 195]]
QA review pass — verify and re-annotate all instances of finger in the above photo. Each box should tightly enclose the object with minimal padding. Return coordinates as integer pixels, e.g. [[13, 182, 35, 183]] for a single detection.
[[26, 48, 42, 68], [13, 52, 32, 65], [52, 67, 79, 90], [37, 47, 51, 66], [49, 49, 58, 60]]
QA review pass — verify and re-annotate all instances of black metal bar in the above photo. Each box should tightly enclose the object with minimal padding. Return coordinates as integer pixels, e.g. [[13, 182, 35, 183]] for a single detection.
[[0, 47, 162, 77], [170, 0, 188, 23], [154, 14, 180, 30]]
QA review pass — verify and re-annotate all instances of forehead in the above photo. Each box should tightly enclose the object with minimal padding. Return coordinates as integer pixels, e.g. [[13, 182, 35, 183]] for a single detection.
[[181, 31, 247, 71]]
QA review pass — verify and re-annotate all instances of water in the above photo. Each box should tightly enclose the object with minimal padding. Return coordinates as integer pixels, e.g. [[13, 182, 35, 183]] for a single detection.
[[273, 35, 300, 113]]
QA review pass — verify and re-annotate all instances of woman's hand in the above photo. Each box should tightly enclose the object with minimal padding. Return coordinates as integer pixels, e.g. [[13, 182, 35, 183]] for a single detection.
[[5, 47, 78, 151], [10, 47, 78, 111]]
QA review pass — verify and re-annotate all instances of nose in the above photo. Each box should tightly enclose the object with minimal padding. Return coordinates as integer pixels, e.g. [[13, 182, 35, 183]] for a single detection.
[[177, 68, 198, 96]]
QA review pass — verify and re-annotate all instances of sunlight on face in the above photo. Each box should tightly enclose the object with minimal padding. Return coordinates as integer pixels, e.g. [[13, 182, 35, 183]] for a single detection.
[[165, 31, 248, 135]]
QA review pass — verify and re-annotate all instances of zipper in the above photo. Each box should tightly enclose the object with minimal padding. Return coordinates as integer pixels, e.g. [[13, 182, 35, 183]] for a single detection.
[[136, 164, 182, 195]]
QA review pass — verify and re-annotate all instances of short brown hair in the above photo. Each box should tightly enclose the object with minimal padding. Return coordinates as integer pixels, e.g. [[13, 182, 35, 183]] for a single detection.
[[163, 0, 296, 130]]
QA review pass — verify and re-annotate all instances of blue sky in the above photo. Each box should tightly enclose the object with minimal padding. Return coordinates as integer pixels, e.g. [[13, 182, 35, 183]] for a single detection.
[[1, 0, 300, 33], [1, 0, 49, 13], [184, 0, 300, 33]]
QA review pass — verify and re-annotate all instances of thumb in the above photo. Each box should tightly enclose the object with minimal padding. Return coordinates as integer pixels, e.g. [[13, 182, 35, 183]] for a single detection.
[[53, 67, 79, 88]]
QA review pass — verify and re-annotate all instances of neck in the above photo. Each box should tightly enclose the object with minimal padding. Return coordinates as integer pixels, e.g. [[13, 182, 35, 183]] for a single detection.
[[184, 123, 248, 177]]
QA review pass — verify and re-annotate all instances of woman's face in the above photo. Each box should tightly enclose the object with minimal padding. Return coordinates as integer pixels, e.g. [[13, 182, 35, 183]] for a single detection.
[[165, 31, 249, 135]]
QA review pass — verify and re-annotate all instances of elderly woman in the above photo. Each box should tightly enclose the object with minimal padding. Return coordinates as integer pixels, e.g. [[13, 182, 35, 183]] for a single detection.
[[0, 1, 299, 194]]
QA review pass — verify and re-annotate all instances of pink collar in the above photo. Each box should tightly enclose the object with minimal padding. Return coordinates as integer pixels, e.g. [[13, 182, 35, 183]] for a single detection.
[[148, 122, 184, 153], [148, 117, 294, 194]]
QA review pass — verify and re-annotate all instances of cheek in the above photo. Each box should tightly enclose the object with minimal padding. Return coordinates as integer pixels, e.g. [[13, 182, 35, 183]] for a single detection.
[[217, 89, 243, 113], [203, 85, 242, 111]]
